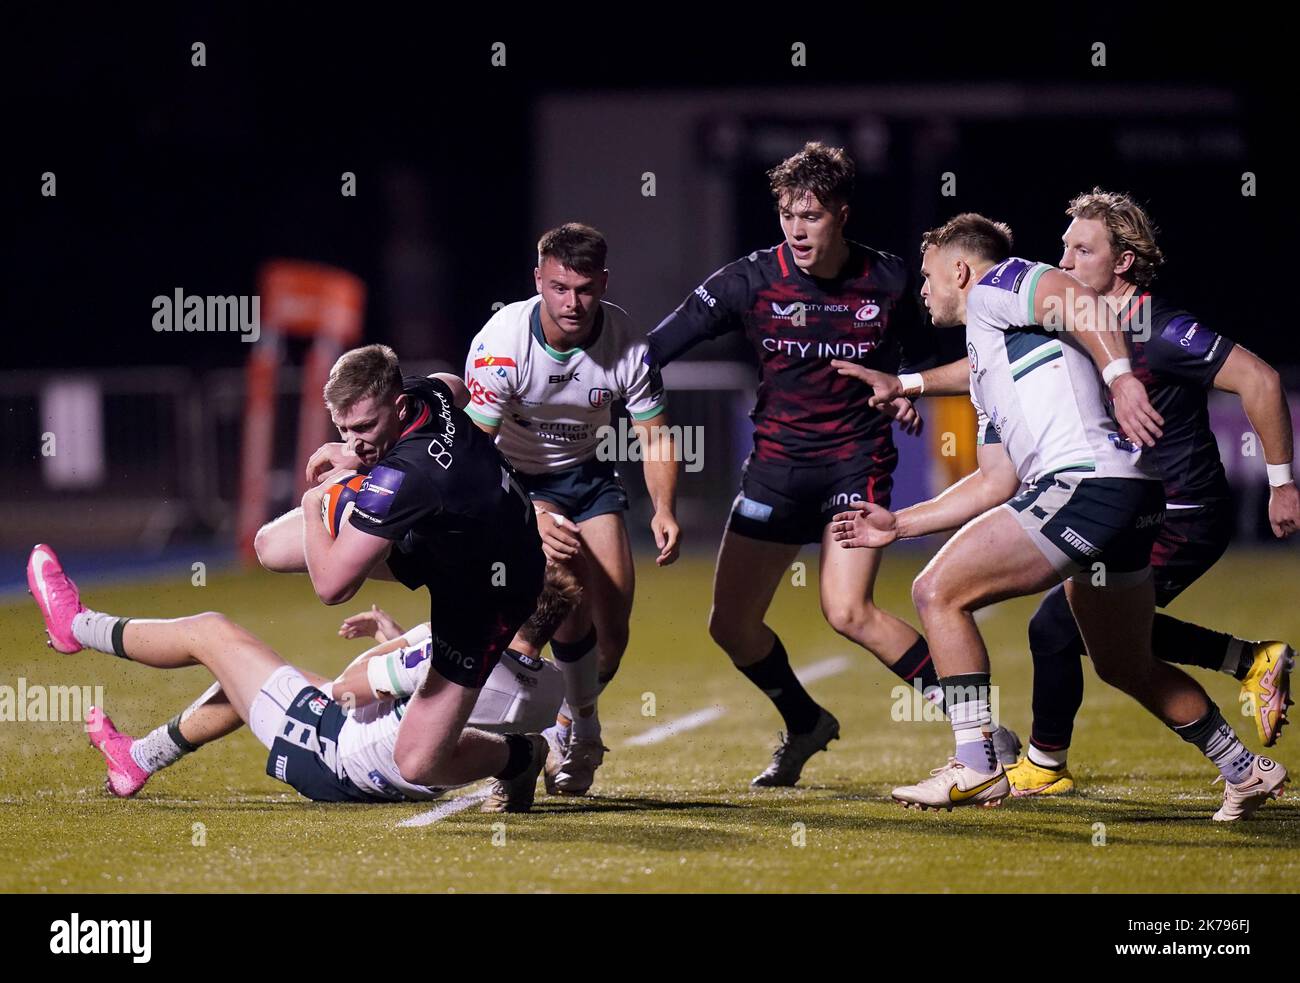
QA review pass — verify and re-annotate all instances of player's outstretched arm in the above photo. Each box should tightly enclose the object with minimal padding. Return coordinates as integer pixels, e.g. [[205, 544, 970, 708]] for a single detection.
[[338, 603, 406, 641], [831, 356, 970, 403], [1033, 269, 1163, 446], [633, 411, 682, 566], [1214, 345, 1299, 536], [331, 625, 431, 710], [831, 439, 1020, 548]]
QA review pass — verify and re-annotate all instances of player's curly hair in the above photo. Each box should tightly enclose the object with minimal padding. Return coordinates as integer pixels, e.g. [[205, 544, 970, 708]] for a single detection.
[[767, 141, 855, 211], [538, 223, 607, 277], [920, 213, 1014, 263], [324, 344, 403, 412], [517, 562, 583, 650], [1066, 188, 1165, 288]]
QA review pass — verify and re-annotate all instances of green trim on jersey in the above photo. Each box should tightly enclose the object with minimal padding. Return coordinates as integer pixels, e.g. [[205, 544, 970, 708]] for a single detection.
[[1023, 263, 1050, 324], [1010, 341, 1064, 381], [1045, 461, 1097, 476], [630, 403, 667, 422], [385, 654, 404, 699], [529, 301, 603, 362], [1004, 325, 1057, 363], [464, 404, 500, 427]]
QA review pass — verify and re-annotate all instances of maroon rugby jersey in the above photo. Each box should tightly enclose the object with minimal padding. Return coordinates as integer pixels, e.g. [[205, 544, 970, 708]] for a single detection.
[[648, 240, 933, 463]]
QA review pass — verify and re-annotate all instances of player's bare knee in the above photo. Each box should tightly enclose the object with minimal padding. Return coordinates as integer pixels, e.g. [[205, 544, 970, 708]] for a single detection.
[[822, 600, 882, 642], [707, 606, 741, 653], [191, 610, 233, 634], [1092, 656, 1144, 692], [252, 523, 277, 570], [394, 746, 436, 787], [910, 570, 945, 616], [599, 624, 630, 664]]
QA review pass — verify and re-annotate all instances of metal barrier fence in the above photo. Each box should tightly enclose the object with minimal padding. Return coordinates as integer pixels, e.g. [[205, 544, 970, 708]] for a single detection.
[[2, 363, 1294, 552]]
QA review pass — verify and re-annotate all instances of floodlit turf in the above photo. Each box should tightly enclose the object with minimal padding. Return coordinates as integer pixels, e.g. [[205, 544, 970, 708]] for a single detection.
[[1, 547, 1296, 893]]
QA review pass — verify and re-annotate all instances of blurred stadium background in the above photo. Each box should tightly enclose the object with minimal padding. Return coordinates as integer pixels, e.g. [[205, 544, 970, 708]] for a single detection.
[[2, 10, 1297, 896], [2, 12, 1291, 581]]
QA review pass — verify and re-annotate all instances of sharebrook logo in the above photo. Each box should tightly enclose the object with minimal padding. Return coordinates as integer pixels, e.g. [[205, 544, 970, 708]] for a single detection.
[[50, 913, 152, 963], [594, 417, 704, 473], [152, 289, 261, 343], [0, 678, 104, 723]]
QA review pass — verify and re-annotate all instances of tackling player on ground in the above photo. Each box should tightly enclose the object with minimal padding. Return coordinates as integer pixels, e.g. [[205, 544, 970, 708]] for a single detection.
[[29, 555, 578, 810], [833, 213, 1284, 820], [75, 343, 553, 805], [27, 548, 579, 811], [648, 142, 1019, 787], [464, 223, 682, 796]]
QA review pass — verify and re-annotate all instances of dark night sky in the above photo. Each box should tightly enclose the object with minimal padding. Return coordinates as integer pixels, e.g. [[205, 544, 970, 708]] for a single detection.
[[3, 8, 1289, 372]]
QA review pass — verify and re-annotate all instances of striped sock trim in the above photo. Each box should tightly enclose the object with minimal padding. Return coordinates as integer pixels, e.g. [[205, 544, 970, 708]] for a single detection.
[[166, 712, 199, 753], [110, 618, 132, 659]]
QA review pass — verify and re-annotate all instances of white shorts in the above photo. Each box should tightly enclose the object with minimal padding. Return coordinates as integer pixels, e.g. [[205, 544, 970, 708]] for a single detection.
[[248, 665, 314, 750]]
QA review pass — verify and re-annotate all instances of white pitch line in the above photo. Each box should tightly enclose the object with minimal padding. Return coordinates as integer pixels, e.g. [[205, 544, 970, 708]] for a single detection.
[[397, 785, 492, 827], [623, 706, 728, 747], [794, 654, 855, 684], [624, 654, 854, 747], [398, 654, 856, 826]]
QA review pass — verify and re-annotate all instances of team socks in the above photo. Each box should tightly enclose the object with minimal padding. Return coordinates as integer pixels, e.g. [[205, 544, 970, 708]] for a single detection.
[[1172, 706, 1255, 784], [1027, 743, 1068, 770], [889, 637, 944, 707], [71, 609, 130, 657], [943, 673, 998, 772], [1153, 614, 1251, 677], [1223, 639, 1253, 681], [495, 733, 536, 780], [737, 634, 822, 735], [129, 714, 197, 774], [553, 628, 602, 741]]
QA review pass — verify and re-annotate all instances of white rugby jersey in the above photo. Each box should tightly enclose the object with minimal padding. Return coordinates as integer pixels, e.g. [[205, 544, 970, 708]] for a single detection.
[[966, 257, 1158, 485], [463, 297, 666, 473], [337, 635, 443, 801]]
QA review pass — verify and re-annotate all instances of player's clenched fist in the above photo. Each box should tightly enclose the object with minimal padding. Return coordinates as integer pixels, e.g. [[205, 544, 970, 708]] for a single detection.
[[306, 441, 364, 485], [830, 501, 899, 549], [1269, 481, 1300, 538], [536, 507, 582, 562]]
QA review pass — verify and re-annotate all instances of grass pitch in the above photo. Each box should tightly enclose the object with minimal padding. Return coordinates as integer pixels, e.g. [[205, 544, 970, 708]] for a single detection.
[[1, 547, 1296, 893]]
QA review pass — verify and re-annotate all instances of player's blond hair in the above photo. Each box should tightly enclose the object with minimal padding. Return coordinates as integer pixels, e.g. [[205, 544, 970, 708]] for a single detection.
[[518, 563, 583, 649], [1066, 188, 1165, 288], [323, 344, 403, 412]]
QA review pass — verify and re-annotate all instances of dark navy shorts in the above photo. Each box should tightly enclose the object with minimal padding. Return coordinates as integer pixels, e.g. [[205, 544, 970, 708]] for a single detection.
[[386, 526, 546, 690], [516, 457, 629, 523], [1006, 474, 1166, 587], [265, 686, 385, 803], [726, 449, 898, 546], [423, 549, 545, 689], [1151, 500, 1234, 606]]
